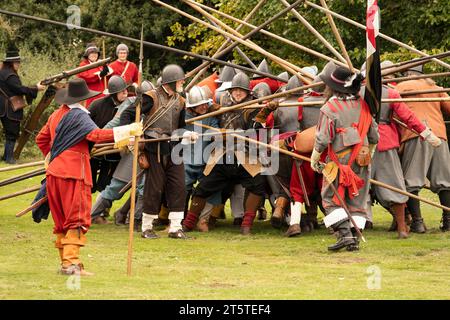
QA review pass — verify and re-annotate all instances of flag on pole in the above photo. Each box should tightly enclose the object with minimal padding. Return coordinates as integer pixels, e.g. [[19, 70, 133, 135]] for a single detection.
[[364, 0, 382, 122]]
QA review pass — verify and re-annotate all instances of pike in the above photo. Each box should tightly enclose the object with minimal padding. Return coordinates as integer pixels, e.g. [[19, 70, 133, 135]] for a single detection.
[[0, 160, 44, 173], [279, 0, 347, 64], [16, 196, 48, 218], [154, 0, 313, 84], [381, 52, 450, 77], [383, 71, 450, 84], [193, 122, 450, 214], [40, 58, 111, 86], [318, 0, 355, 72], [381, 51, 450, 71], [0, 167, 45, 187], [185, 0, 266, 90], [186, 0, 347, 70], [304, 0, 450, 70], [126, 24, 144, 276], [399, 88, 450, 96], [0, 185, 41, 202], [0, 9, 281, 82]]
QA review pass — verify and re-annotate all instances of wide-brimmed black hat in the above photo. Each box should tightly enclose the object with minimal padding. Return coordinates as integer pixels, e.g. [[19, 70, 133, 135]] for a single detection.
[[319, 64, 362, 94], [55, 78, 100, 105], [3, 44, 21, 63]]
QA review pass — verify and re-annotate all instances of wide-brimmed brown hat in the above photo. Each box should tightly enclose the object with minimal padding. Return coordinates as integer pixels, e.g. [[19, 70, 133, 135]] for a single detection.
[[319, 63, 362, 94], [55, 78, 100, 105]]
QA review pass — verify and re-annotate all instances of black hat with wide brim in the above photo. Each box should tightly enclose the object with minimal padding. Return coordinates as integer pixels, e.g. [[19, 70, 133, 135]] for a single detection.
[[55, 78, 100, 105], [319, 64, 361, 95]]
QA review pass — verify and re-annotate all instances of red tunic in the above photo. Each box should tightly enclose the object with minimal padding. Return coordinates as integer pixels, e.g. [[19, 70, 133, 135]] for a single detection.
[[377, 88, 426, 152], [77, 59, 105, 108], [197, 72, 219, 98], [250, 77, 284, 94], [36, 105, 114, 234], [108, 59, 139, 86]]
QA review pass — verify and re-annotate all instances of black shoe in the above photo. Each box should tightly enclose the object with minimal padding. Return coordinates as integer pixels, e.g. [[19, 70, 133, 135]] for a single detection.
[[114, 210, 127, 225], [168, 229, 189, 239], [141, 229, 159, 239], [270, 216, 283, 229], [410, 218, 426, 233], [328, 220, 356, 252], [440, 213, 450, 232], [233, 217, 243, 226], [346, 228, 360, 251]]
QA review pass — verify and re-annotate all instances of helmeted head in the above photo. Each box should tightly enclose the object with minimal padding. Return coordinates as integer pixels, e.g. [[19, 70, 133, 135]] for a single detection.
[[215, 65, 237, 84], [228, 73, 250, 103], [108, 75, 128, 102], [286, 75, 304, 96], [161, 64, 185, 93], [186, 85, 212, 114], [252, 82, 271, 99], [252, 59, 271, 79]]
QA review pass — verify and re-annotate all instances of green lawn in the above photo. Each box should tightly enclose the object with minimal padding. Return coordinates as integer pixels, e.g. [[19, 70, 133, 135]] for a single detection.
[[0, 162, 449, 300]]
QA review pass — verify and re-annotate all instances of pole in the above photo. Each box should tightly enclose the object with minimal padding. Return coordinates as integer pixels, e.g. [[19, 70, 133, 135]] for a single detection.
[[0, 185, 41, 202], [0, 160, 44, 173], [15, 196, 48, 218], [304, 0, 450, 70], [318, 0, 354, 72], [0, 9, 281, 81], [384, 72, 450, 83]]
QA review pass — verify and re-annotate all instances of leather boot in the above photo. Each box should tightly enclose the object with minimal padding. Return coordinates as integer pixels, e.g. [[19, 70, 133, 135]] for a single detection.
[[60, 229, 93, 276], [407, 192, 426, 233], [91, 195, 112, 223], [197, 218, 209, 232], [300, 214, 312, 233], [208, 204, 223, 229], [114, 197, 130, 225], [55, 233, 64, 263], [346, 228, 360, 251], [391, 203, 408, 239], [328, 219, 356, 252], [438, 190, 450, 232], [271, 197, 289, 229], [285, 224, 301, 237], [4, 139, 16, 164]]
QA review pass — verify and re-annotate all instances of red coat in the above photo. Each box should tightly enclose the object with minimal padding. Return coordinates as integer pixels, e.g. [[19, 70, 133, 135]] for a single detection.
[[108, 59, 139, 86], [36, 105, 114, 186], [77, 59, 105, 108], [377, 88, 426, 152], [250, 77, 284, 94], [198, 72, 219, 98]]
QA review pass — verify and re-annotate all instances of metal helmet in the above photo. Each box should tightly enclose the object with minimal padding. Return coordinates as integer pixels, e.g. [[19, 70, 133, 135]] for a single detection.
[[229, 73, 250, 91], [186, 85, 212, 108], [141, 80, 155, 93], [161, 64, 185, 84], [301, 65, 318, 78], [156, 77, 162, 87], [407, 61, 423, 74], [216, 66, 237, 83], [108, 75, 128, 95], [286, 75, 304, 94], [277, 71, 290, 83], [311, 75, 325, 93], [252, 59, 271, 79], [252, 82, 271, 99]]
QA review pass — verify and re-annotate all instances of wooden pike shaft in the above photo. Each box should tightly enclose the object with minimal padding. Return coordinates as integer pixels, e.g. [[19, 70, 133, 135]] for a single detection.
[[383, 72, 450, 83], [185, 0, 265, 89], [382, 51, 450, 71], [154, 0, 312, 83], [190, 0, 347, 69], [16, 196, 47, 218], [382, 52, 450, 77], [318, 0, 354, 72], [0, 160, 44, 173], [304, 0, 450, 70], [0, 167, 45, 187], [279, 0, 346, 63], [194, 122, 450, 212], [398, 88, 450, 96], [0, 185, 41, 202]]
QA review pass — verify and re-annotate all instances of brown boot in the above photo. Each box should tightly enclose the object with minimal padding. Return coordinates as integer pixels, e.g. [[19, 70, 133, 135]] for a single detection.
[[55, 233, 64, 263], [285, 224, 301, 237], [271, 197, 289, 229], [197, 218, 209, 232], [391, 203, 408, 239], [92, 216, 110, 225], [60, 229, 93, 276]]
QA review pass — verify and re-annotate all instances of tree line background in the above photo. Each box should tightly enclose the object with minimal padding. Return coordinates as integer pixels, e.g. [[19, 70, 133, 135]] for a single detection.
[[0, 0, 449, 152]]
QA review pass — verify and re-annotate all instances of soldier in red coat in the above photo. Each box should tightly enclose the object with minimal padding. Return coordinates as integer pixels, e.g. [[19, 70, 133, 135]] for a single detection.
[[77, 43, 109, 108], [36, 78, 141, 275], [108, 44, 139, 89]]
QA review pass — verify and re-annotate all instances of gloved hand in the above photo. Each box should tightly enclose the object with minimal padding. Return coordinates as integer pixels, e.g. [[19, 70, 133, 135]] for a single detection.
[[99, 65, 109, 78], [181, 131, 199, 145], [266, 100, 279, 111], [420, 127, 442, 147], [44, 85, 57, 98], [310, 148, 323, 172], [129, 122, 143, 136]]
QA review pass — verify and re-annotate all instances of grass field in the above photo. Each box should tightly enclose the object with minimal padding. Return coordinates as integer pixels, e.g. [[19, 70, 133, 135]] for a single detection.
[[0, 162, 449, 300]]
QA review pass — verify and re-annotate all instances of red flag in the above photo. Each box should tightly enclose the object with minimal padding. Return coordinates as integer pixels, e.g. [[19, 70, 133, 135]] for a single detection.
[[364, 0, 382, 122]]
